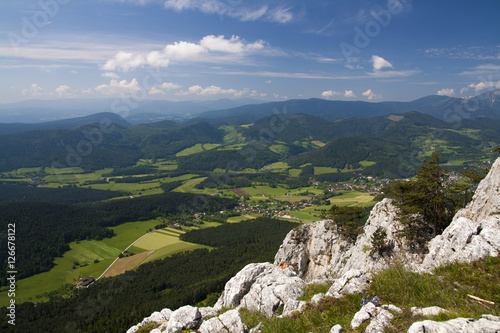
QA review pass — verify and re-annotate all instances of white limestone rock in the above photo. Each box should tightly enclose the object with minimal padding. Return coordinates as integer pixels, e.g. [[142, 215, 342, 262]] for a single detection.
[[311, 293, 325, 305], [274, 220, 343, 281], [198, 309, 248, 333], [351, 302, 394, 333], [214, 263, 273, 311], [199, 307, 217, 319], [326, 269, 372, 298], [330, 324, 343, 332], [280, 299, 307, 317], [422, 157, 500, 271], [411, 306, 447, 317], [407, 315, 500, 333], [160, 308, 172, 321], [141, 311, 166, 325], [351, 302, 376, 329], [165, 305, 202, 333], [381, 304, 402, 313], [237, 266, 306, 317], [274, 199, 422, 283]]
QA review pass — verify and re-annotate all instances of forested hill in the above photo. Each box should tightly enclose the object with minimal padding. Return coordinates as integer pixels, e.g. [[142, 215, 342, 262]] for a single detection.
[[0, 121, 224, 172]]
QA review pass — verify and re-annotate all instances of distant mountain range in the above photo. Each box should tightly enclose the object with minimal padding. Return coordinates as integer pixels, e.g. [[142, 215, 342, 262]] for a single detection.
[[0, 112, 131, 135], [1, 90, 498, 127], [0, 98, 263, 124], [195, 89, 500, 124]]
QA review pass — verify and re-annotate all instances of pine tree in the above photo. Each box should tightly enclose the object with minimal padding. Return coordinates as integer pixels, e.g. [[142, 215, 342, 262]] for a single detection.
[[385, 152, 455, 252]]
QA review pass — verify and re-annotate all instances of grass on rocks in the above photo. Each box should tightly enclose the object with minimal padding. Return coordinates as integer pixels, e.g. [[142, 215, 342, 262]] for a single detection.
[[239, 256, 500, 333]]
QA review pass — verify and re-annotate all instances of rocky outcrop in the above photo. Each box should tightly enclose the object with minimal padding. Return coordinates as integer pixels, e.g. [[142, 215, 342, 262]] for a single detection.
[[215, 263, 306, 318], [165, 306, 202, 333], [350, 302, 397, 333], [198, 309, 248, 333], [407, 314, 500, 333], [274, 198, 422, 283], [421, 158, 500, 271], [326, 269, 372, 298]]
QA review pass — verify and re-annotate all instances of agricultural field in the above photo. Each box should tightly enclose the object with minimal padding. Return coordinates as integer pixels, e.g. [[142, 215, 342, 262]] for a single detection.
[[0, 219, 202, 306], [176, 143, 221, 157]]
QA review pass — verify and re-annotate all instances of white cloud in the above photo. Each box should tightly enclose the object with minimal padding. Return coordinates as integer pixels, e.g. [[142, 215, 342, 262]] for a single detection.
[[94, 79, 140, 96], [55, 85, 71, 97], [467, 80, 500, 92], [344, 90, 356, 98], [370, 55, 393, 71], [268, 6, 294, 23], [367, 69, 419, 78], [321, 90, 341, 99], [22, 83, 44, 96], [437, 88, 455, 96], [163, 0, 294, 23], [200, 35, 265, 53], [102, 72, 120, 79], [177, 84, 248, 97], [362, 89, 381, 100], [460, 87, 469, 95], [159, 82, 181, 90], [148, 87, 165, 95], [102, 35, 265, 71], [102, 52, 146, 71], [265, 80, 272, 84]]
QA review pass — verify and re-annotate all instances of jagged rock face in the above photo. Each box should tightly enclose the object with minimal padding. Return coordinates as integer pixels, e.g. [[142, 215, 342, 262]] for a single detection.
[[273, 220, 345, 281], [165, 305, 202, 333], [326, 270, 372, 298], [198, 309, 248, 333], [422, 157, 500, 271], [214, 263, 272, 310], [274, 198, 421, 282], [407, 314, 500, 333], [214, 263, 306, 318]]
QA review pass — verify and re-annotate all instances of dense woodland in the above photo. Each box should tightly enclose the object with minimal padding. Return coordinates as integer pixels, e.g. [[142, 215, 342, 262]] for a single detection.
[[1, 218, 297, 333], [0, 193, 237, 284], [0, 183, 126, 204]]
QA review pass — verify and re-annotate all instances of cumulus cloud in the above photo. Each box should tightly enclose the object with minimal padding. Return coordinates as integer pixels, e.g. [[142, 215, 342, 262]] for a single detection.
[[55, 85, 71, 97], [467, 80, 500, 92], [344, 90, 356, 98], [95, 79, 140, 96], [321, 90, 341, 99], [102, 52, 147, 71], [362, 89, 381, 100], [163, 0, 294, 23], [102, 35, 266, 71], [370, 55, 393, 70], [159, 82, 181, 90], [200, 35, 265, 53], [101, 72, 120, 79], [177, 84, 249, 97], [22, 83, 44, 96], [148, 87, 165, 95], [437, 88, 455, 96]]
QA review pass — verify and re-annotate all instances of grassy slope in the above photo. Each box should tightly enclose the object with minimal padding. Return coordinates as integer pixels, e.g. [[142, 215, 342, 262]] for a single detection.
[[240, 257, 500, 333]]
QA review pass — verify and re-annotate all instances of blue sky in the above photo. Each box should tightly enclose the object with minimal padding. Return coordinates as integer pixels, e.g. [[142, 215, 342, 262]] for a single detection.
[[0, 0, 499, 104]]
